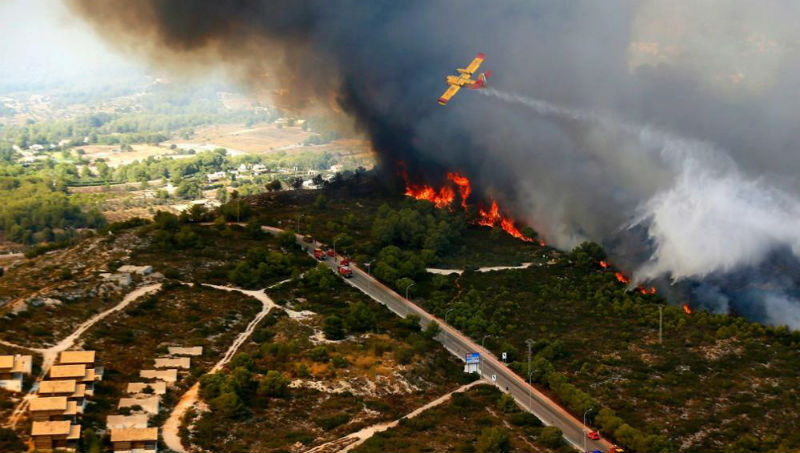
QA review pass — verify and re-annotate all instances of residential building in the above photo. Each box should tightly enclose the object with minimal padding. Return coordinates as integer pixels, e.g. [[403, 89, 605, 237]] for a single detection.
[[153, 357, 190, 369], [106, 414, 149, 430], [38, 380, 86, 409], [49, 364, 97, 394], [110, 427, 158, 453], [31, 420, 81, 452], [139, 369, 177, 383], [0, 354, 32, 392], [167, 346, 203, 356], [127, 382, 167, 395], [29, 396, 78, 422], [58, 350, 103, 380], [118, 396, 160, 415]]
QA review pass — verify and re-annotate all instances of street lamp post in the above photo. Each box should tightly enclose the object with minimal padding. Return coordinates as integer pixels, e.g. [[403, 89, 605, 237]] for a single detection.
[[583, 408, 594, 453], [365, 262, 372, 275], [405, 282, 415, 300], [481, 334, 492, 348], [527, 369, 535, 412]]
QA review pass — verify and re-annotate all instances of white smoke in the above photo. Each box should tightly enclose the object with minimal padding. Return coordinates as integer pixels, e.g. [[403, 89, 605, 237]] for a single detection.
[[480, 88, 800, 285]]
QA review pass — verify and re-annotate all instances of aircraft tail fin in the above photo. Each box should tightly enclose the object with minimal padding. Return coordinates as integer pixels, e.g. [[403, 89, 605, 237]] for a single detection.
[[470, 71, 491, 89]]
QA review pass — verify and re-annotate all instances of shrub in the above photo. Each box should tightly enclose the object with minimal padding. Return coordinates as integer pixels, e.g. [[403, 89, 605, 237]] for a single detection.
[[394, 347, 414, 365], [315, 413, 350, 430], [258, 371, 289, 398], [538, 426, 564, 448], [476, 426, 510, 453], [323, 315, 345, 340], [310, 346, 329, 362], [346, 301, 376, 333], [510, 412, 542, 427], [496, 393, 518, 413]]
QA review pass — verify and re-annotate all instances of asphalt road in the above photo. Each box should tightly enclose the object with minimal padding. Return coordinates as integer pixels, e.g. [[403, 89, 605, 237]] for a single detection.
[[265, 227, 611, 452]]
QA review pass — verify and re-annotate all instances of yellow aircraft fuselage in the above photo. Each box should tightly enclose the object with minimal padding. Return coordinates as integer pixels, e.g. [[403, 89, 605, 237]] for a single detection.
[[446, 73, 478, 87]]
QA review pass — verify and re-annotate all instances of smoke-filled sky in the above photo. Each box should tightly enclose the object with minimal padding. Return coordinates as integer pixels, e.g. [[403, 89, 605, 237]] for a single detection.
[[46, 0, 800, 327]]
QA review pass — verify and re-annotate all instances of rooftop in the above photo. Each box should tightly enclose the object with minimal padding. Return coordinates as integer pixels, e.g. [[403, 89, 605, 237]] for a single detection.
[[49, 364, 86, 379], [127, 382, 167, 395], [118, 396, 160, 414], [110, 427, 158, 442], [0, 354, 32, 373], [31, 420, 80, 439], [106, 414, 149, 430], [59, 350, 96, 365], [38, 380, 77, 395], [168, 346, 203, 356], [30, 396, 68, 412], [154, 357, 190, 369], [0, 355, 15, 369], [139, 369, 177, 382]]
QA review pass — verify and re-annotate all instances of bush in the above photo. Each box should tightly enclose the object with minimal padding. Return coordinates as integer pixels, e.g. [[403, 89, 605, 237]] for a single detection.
[[323, 315, 345, 340], [496, 393, 518, 413], [476, 426, 510, 453], [0, 428, 25, 453], [538, 426, 564, 448], [209, 391, 246, 419], [315, 413, 350, 430], [258, 371, 289, 398], [394, 347, 414, 365], [510, 412, 542, 427], [309, 346, 329, 362], [346, 301, 376, 333]]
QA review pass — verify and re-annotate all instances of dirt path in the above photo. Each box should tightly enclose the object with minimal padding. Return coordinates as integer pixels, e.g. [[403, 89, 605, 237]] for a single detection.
[[6, 283, 162, 428], [162, 280, 292, 453], [0, 339, 43, 353], [426, 262, 534, 275], [306, 381, 482, 453]]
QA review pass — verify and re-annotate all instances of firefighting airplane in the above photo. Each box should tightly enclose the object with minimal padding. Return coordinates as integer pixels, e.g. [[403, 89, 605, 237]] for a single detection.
[[438, 53, 491, 105]]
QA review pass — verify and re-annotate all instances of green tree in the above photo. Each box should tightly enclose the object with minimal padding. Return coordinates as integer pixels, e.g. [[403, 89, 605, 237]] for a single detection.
[[0, 428, 25, 453], [346, 301, 376, 333], [323, 315, 345, 340], [538, 426, 564, 448], [313, 193, 328, 209], [476, 426, 510, 453], [209, 391, 246, 419], [257, 371, 289, 398]]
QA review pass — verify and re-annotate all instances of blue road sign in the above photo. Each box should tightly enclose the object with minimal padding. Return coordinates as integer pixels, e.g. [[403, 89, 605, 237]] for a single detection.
[[465, 352, 481, 364]]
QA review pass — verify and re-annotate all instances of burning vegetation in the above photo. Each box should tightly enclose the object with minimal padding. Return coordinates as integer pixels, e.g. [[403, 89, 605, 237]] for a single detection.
[[400, 165, 542, 244]]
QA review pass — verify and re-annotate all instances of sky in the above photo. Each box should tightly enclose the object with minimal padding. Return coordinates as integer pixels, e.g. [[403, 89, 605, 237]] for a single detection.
[[0, 0, 144, 89]]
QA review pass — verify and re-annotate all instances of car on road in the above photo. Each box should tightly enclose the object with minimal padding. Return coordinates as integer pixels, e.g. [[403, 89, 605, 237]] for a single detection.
[[587, 430, 601, 440], [609, 445, 624, 453]]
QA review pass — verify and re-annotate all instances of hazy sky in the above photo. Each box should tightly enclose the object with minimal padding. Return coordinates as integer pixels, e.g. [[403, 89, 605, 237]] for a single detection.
[[0, 0, 144, 88]]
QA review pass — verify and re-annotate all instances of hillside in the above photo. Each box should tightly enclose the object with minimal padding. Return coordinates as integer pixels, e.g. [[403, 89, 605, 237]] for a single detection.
[[1, 175, 799, 452]]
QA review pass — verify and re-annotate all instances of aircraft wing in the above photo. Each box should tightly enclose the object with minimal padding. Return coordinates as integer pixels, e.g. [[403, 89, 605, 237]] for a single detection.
[[438, 84, 461, 105], [464, 53, 485, 74]]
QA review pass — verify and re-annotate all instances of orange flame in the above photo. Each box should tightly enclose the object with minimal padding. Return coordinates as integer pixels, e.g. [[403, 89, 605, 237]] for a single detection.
[[447, 172, 472, 209], [614, 272, 630, 284], [478, 201, 501, 226], [404, 184, 455, 208], [599, 261, 609, 269], [638, 286, 656, 295], [400, 165, 540, 244], [683, 303, 692, 314]]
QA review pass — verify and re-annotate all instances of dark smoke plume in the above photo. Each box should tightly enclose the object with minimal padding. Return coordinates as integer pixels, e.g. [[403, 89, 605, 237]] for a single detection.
[[68, 0, 800, 328]]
